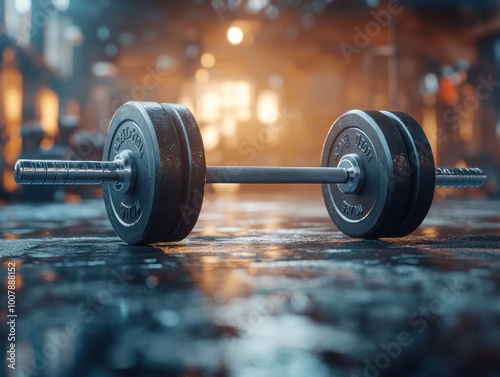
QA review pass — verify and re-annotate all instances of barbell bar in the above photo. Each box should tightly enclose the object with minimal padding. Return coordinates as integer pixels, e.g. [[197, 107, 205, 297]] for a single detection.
[[15, 159, 485, 187]]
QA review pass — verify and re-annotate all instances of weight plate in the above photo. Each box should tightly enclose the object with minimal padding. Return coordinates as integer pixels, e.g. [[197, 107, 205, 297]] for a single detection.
[[161, 103, 206, 242], [321, 110, 411, 238], [381, 111, 435, 237], [103, 101, 205, 244]]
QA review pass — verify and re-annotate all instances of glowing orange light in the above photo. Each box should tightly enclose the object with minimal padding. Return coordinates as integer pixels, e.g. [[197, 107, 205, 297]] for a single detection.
[[195, 68, 210, 83], [37, 86, 59, 147], [201, 124, 220, 151], [227, 26, 244, 45], [1, 48, 23, 193], [257, 90, 279, 125], [200, 53, 215, 68]]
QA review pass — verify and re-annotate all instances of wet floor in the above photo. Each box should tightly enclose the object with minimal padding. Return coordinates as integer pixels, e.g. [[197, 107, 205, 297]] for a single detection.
[[1, 189, 500, 377]]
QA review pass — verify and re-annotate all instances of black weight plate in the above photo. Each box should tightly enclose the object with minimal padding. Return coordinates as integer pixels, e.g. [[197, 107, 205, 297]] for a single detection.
[[160, 103, 206, 242], [381, 111, 435, 237], [103, 101, 205, 244], [321, 110, 411, 238]]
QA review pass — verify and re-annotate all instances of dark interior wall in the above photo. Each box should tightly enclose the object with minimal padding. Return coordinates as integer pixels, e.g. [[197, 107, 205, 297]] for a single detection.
[[1, 0, 499, 196]]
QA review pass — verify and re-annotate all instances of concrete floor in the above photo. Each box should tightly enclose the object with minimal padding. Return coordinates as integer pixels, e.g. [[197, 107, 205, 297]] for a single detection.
[[1, 189, 500, 377]]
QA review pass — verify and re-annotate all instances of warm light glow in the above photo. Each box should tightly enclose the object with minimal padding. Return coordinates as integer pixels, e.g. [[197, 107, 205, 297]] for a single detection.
[[219, 81, 252, 121], [257, 90, 279, 125], [422, 106, 438, 164], [221, 115, 237, 137], [195, 68, 210, 83], [37, 86, 60, 146], [199, 92, 220, 122], [2, 54, 23, 129], [1, 49, 23, 192], [227, 26, 244, 45], [194, 80, 252, 125], [178, 254, 249, 300], [200, 53, 215, 68], [212, 183, 241, 193], [235, 81, 252, 121], [201, 124, 221, 151]]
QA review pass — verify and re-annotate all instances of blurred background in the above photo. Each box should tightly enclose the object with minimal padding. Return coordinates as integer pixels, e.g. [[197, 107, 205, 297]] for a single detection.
[[0, 0, 499, 202]]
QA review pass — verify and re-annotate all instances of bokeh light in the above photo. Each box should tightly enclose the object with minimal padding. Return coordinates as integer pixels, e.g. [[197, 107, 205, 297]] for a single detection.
[[227, 26, 244, 45], [201, 53, 216, 68]]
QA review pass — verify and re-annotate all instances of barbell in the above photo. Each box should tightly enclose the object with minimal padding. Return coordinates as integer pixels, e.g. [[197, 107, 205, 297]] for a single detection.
[[14, 101, 486, 244]]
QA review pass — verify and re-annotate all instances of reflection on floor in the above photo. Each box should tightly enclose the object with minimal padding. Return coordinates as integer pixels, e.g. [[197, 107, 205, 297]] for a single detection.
[[1, 190, 500, 377]]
